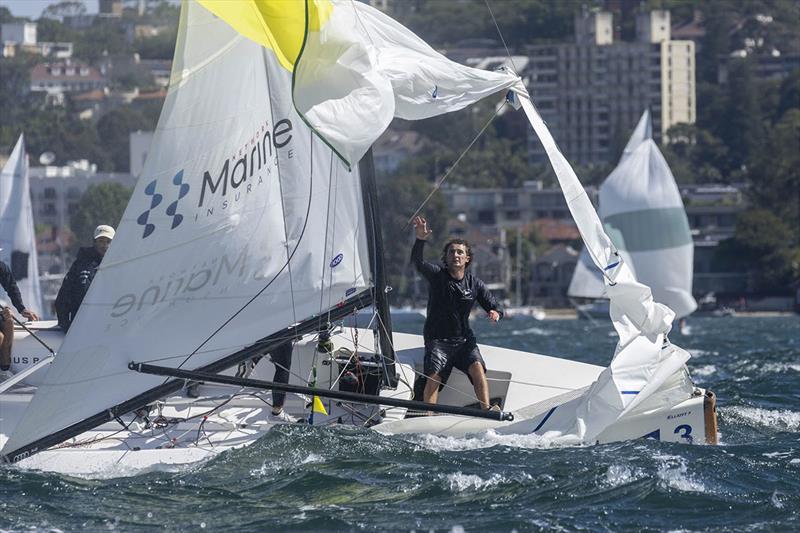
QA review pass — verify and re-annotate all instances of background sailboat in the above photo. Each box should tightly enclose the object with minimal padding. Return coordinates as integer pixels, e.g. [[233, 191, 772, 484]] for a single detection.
[[568, 110, 697, 319], [0, 134, 43, 316]]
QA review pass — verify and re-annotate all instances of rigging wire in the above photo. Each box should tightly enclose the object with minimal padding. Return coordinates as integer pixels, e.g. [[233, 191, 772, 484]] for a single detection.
[[483, 0, 519, 74], [405, 101, 506, 228]]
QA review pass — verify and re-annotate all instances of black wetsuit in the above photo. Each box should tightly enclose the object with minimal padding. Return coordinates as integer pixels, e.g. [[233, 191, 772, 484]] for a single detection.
[[54, 246, 104, 331], [0, 260, 26, 324], [411, 239, 503, 384]]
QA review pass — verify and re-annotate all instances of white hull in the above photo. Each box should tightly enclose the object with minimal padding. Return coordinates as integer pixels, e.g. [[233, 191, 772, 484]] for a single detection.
[[1, 323, 717, 477]]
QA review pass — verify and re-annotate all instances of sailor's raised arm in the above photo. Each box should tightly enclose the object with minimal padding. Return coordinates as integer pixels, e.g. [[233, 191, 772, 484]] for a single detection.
[[476, 278, 503, 323], [410, 216, 440, 279]]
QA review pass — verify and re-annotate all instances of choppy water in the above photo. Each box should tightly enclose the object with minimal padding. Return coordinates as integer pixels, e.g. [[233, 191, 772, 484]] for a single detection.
[[1, 316, 798, 531]]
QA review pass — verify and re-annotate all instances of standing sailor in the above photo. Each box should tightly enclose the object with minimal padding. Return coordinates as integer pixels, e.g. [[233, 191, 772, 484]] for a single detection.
[[410, 216, 503, 410], [55, 225, 114, 332], [1, 252, 40, 377]]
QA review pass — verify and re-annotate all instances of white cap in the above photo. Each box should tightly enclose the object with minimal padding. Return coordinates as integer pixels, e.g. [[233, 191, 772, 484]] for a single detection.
[[94, 225, 116, 240]]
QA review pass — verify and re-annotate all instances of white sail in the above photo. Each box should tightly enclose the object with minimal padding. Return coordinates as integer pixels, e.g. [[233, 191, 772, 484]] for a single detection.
[[0, 134, 43, 315], [513, 89, 689, 442], [599, 111, 697, 318], [567, 248, 605, 299], [2, 2, 373, 455], [619, 109, 652, 163]]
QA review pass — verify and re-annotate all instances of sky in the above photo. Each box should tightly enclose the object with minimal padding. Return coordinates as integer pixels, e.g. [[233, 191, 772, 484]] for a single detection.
[[0, 0, 100, 19]]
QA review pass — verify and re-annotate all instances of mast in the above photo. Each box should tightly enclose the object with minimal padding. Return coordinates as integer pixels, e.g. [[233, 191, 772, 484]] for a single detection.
[[358, 148, 398, 388]]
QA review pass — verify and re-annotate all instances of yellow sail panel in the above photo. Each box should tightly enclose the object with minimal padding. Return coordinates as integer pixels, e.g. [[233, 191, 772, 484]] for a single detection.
[[197, 0, 332, 71]]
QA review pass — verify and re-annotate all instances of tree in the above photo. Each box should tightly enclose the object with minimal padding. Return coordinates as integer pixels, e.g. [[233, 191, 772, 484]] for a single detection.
[[70, 182, 132, 246], [41, 1, 86, 20], [96, 107, 153, 172], [377, 171, 448, 302], [715, 209, 798, 294]]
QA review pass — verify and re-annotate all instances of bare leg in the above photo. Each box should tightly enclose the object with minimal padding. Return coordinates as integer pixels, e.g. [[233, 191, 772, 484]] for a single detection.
[[468, 362, 490, 409], [423, 373, 442, 405], [0, 316, 12, 370]]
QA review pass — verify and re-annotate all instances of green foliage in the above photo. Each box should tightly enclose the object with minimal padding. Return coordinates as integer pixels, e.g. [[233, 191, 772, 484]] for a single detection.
[[376, 171, 448, 301], [96, 107, 154, 172], [73, 20, 128, 63], [69, 182, 132, 246], [133, 30, 177, 59], [715, 209, 799, 293]]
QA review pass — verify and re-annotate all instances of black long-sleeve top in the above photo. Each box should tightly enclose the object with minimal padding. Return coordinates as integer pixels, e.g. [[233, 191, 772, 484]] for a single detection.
[[0, 260, 26, 313], [411, 239, 503, 341], [55, 246, 104, 331]]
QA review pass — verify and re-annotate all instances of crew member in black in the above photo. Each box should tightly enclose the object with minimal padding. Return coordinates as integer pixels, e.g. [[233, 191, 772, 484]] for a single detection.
[[55, 225, 114, 332], [411, 215, 503, 409], [1, 256, 40, 375]]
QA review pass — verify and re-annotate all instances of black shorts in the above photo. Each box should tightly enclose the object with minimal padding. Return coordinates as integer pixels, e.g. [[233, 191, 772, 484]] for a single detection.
[[424, 337, 485, 387]]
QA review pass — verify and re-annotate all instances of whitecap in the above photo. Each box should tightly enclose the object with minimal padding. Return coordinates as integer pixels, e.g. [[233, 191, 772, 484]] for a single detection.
[[690, 364, 716, 377], [408, 429, 580, 452], [510, 326, 552, 337], [724, 406, 800, 432], [655, 455, 706, 493], [604, 464, 643, 487], [443, 472, 505, 492], [687, 349, 718, 358]]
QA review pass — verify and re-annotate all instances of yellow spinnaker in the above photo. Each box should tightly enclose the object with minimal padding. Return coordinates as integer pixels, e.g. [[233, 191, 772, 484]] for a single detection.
[[197, 0, 332, 71]]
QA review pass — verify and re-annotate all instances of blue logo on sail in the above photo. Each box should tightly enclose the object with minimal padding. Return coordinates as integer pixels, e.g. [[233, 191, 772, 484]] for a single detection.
[[330, 253, 344, 268], [137, 170, 191, 238]]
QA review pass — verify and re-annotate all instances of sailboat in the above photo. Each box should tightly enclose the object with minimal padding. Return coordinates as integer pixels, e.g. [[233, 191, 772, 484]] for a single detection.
[[0, 1, 715, 477], [0, 134, 43, 316], [568, 110, 697, 322]]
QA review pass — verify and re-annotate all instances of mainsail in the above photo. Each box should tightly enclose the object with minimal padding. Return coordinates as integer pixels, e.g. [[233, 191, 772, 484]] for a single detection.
[[0, 134, 43, 315], [2, 1, 377, 458]]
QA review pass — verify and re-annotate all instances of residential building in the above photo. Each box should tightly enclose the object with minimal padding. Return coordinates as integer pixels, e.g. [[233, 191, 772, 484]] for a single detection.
[[30, 60, 107, 104], [28, 162, 136, 230], [372, 130, 426, 174], [0, 22, 37, 46], [443, 181, 598, 230], [524, 9, 695, 165]]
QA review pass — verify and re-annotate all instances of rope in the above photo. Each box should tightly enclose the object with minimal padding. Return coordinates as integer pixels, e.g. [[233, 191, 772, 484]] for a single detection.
[[405, 101, 506, 228]]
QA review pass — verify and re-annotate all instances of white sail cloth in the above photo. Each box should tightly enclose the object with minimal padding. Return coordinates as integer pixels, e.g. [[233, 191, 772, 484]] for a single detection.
[[2, 2, 373, 456], [292, 0, 519, 166], [0, 134, 43, 315], [512, 88, 690, 441]]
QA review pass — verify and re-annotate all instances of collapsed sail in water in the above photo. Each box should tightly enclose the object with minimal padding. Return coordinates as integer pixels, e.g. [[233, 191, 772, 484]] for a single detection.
[[568, 111, 696, 319], [0, 134, 43, 315]]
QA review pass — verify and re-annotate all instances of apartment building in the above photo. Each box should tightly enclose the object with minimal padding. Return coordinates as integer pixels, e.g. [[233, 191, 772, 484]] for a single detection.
[[525, 10, 695, 165]]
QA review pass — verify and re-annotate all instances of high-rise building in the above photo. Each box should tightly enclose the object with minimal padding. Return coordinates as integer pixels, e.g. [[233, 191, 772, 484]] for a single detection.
[[525, 10, 695, 165]]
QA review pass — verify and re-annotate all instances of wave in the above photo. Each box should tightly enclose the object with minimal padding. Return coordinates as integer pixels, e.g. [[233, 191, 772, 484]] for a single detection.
[[722, 406, 800, 432]]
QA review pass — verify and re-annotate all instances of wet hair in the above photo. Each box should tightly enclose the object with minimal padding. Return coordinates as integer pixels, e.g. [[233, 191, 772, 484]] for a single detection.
[[441, 238, 472, 269]]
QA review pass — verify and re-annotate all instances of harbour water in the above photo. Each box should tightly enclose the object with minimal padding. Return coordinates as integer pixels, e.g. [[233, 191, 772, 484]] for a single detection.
[[1, 315, 798, 531]]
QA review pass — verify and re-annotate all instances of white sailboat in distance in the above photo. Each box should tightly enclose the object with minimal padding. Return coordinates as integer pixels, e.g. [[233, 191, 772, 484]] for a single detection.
[[0, 134, 43, 316], [569, 110, 697, 320], [1, 0, 715, 477]]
